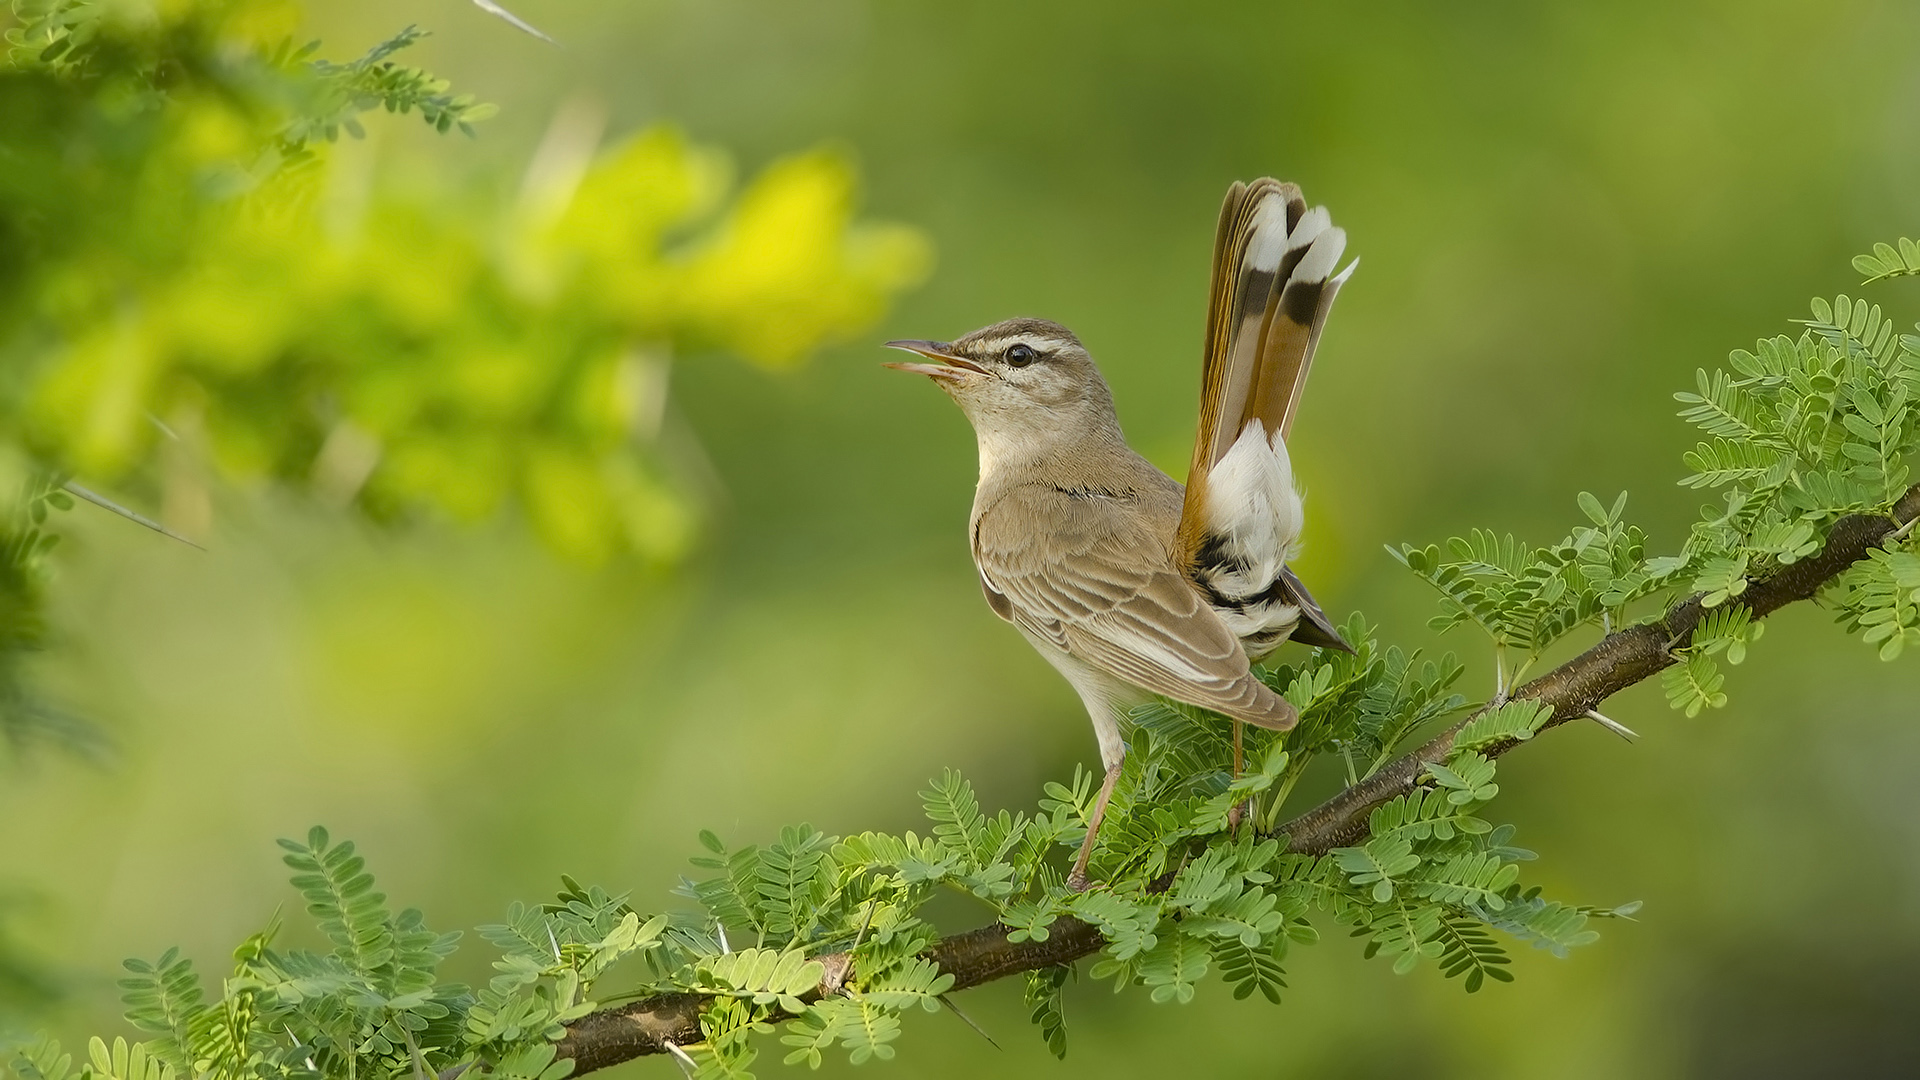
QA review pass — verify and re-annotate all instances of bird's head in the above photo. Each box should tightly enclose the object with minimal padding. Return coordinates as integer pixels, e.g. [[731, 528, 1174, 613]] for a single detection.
[[884, 319, 1118, 457]]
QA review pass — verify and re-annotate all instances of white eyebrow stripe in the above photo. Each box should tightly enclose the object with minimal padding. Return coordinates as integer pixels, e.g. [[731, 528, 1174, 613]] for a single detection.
[[976, 335, 1064, 354]]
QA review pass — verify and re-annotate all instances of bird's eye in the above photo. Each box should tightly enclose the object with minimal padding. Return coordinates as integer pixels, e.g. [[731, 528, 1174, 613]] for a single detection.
[[1005, 343, 1038, 367]]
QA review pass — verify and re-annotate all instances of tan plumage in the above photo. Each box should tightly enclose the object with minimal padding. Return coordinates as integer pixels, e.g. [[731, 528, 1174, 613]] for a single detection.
[[970, 456, 1291, 734], [884, 179, 1353, 885]]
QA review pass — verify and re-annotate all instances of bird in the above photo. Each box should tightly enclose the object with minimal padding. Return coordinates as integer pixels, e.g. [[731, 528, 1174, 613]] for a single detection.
[[885, 178, 1354, 888]]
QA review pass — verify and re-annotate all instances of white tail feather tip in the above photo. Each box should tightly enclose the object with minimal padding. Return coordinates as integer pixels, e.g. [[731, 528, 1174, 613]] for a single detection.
[[1246, 197, 1290, 272], [1293, 226, 1346, 285], [1288, 205, 1331, 250]]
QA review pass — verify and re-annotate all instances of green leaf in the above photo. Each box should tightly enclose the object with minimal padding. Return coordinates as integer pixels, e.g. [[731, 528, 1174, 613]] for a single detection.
[[1691, 554, 1749, 608], [1136, 933, 1212, 1004], [1023, 967, 1071, 1058], [1358, 901, 1445, 975], [1675, 368, 1764, 440], [1367, 788, 1492, 843], [84, 1039, 173, 1080], [755, 825, 832, 943], [1432, 913, 1513, 993], [1693, 604, 1763, 665], [1484, 894, 1604, 957], [1334, 836, 1420, 903], [699, 947, 827, 1011], [1825, 546, 1920, 660], [1452, 700, 1552, 752], [1068, 891, 1161, 960], [1181, 886, 1286, 948], [1427, 752, 1499, 806], [1661, 653, 1728, 717], [1002, 900, 1058, 944], [1214, 936, 1289, 1003], [277, 828, 396, 980], [7, 1037, 75, 1080], [1680, 438, 1782, 489], [860, 956, 953, 1013], [117, 949, 204, 1071], [782, 997, 901, 1067], [920, 769, 989, 868], [1412, 852, 1521, 911]]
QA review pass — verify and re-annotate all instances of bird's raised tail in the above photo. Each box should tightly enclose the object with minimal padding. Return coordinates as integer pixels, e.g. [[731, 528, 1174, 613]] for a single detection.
[[1179, 179, 1355, 656]]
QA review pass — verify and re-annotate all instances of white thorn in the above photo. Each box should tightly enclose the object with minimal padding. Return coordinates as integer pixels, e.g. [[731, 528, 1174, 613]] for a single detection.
[[145, 413, 180, 441], [63, 482, 204, 550], [662, 1041, 698, 1078], [470, 0, 555, 43], [938, 994, 1000, 1049], [548, 923, 562, 961], [716, 921, 731, 954], [288, 1026, 318, 1072], [1586, 709, 1639, 742]]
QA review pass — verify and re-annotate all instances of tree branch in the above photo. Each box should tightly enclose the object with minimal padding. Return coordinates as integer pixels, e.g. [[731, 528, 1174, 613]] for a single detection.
[[1278, 484, 1920, 853], [554, 486, 1920, 1072]]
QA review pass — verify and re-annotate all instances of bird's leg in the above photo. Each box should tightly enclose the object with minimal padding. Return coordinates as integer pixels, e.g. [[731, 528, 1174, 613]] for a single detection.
[[1067, 762, 1125, 891], [1227, 720, 1247, 830]]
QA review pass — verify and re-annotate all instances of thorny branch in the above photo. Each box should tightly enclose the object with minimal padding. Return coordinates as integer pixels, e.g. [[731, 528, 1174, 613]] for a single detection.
[[553, 485, 1920, 1072]]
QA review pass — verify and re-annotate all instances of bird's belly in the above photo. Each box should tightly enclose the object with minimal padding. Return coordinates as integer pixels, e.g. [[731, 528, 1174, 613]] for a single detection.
[[1012, 623, 1141, 770]]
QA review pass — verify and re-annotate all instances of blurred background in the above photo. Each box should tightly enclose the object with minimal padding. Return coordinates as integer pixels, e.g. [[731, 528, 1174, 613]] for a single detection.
[[7, 0, 1920, 1076]]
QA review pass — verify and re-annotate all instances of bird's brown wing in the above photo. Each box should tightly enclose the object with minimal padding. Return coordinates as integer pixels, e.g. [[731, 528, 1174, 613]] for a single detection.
[[975, 485, 1298, 730], [1178, 178, 1352, 563]]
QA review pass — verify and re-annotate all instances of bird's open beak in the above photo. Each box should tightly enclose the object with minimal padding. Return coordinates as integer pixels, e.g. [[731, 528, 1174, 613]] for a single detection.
[[883, 340, 988, 381]]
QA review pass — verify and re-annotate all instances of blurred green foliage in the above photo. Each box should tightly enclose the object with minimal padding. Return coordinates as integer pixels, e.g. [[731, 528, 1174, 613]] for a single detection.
[[0, 0, 928, 564], [0, 473, 73, 754], [0, 0, 928, 754]]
